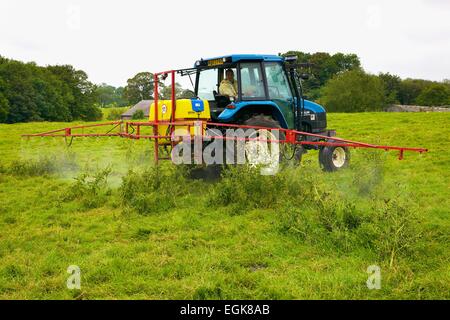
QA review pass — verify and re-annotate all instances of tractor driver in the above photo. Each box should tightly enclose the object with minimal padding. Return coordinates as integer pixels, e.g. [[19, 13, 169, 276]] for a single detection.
[[219, 69, 238, 99]]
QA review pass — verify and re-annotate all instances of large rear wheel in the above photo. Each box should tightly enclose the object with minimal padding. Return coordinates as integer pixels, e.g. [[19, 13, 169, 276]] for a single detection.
[[242, 115, 284, 174]]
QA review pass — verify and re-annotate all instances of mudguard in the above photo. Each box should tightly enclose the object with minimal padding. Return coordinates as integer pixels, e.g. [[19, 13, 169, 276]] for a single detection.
[[218, 101, 289, 128]]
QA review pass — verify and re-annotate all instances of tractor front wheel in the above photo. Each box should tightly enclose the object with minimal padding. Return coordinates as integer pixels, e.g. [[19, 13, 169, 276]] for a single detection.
[[319, 140, 350, 172]]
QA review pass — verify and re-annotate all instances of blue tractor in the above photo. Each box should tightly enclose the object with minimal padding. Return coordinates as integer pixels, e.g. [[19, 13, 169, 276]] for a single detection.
[[185, 54, 349, 171]]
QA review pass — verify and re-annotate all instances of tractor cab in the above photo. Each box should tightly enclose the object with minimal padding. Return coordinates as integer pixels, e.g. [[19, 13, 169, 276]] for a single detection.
[[189, 54, 328, 134]]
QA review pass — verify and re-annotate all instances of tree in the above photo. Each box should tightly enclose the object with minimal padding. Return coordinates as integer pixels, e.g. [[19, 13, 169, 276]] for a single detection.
[[160, 82, 183, 100], [415, 84, 450, 106], [0, 75, 10, 122], [0, 56, 102, 123], [281, 51, 361, 100], [31, 67, 73, 121], [378, 72, 402, 104], [96, 83, 116, 107], [0, 59, 39, 122], [398, 78, 433, 105], [179, 89, 195, 99], [124, 72, 154, 104], [114, 87, 128, 106], [318, 69, 386, 112], [95, 84, 129, 107], [0, 92, 9, 122], [47, 65, 101, 121]]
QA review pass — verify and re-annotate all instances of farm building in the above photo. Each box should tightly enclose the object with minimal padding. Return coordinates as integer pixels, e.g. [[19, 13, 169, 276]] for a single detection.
[[121, 100, 153, 120]]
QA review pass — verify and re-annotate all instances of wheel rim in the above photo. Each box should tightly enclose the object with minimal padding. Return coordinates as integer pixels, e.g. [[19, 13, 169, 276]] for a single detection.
[[332, 147, 346, 168]]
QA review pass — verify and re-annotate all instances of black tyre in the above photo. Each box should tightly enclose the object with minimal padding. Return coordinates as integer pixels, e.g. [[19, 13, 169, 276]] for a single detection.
[[187, 164, 223, 181], [189, 138, 225, 180], [319, 140, 350, 172], [244, 114, 282, 130], [243, 115, 306, 169], [242, 115, 284, 168]]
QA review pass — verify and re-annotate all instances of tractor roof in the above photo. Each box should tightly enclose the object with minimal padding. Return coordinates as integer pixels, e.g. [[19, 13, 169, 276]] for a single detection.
[[194, 54, 283, 68], [221, 54, 283, 62]]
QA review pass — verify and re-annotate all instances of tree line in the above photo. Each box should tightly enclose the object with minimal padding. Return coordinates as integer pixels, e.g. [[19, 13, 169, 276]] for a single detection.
[[282, 51, 450, 112], [0, 56, 195, 123], [0, 56, 101, 123], [1, 53, 448, 123]]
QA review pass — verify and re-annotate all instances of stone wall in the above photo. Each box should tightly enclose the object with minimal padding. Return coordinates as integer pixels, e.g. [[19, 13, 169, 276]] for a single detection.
[[385, 105, 450, 112]]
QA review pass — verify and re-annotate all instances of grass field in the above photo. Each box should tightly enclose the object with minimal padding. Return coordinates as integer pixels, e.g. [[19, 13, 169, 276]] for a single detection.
[[0, 112, 448, 299]]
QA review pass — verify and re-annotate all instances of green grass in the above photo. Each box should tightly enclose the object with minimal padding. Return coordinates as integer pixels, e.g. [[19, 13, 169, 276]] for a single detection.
[[0, 112, 448, 299]]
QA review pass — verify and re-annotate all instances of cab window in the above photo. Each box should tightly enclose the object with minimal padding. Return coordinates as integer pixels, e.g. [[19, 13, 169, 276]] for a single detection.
[[265, 62, 292, 99], [240, 63, 265, 99], [197, 68, 218, 100]]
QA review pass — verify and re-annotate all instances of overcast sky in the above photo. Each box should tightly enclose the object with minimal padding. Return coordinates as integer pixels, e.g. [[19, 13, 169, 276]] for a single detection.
[[0, 0, 449, 87]]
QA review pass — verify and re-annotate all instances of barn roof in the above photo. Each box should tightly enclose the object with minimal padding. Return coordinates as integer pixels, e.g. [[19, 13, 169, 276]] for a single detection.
[[121, 100, 152, 118]]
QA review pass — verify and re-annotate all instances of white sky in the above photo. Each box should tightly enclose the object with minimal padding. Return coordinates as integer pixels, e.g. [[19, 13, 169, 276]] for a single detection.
[[0, 0, 449, 88]]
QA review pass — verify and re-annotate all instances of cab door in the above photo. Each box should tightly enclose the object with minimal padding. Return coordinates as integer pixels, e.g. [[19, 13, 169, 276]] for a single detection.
[[263, 62, 295, 129]]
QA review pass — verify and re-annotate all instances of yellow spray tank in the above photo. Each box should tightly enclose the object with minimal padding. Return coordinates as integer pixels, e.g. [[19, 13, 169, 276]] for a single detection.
[[149, 99, 210, 144]]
